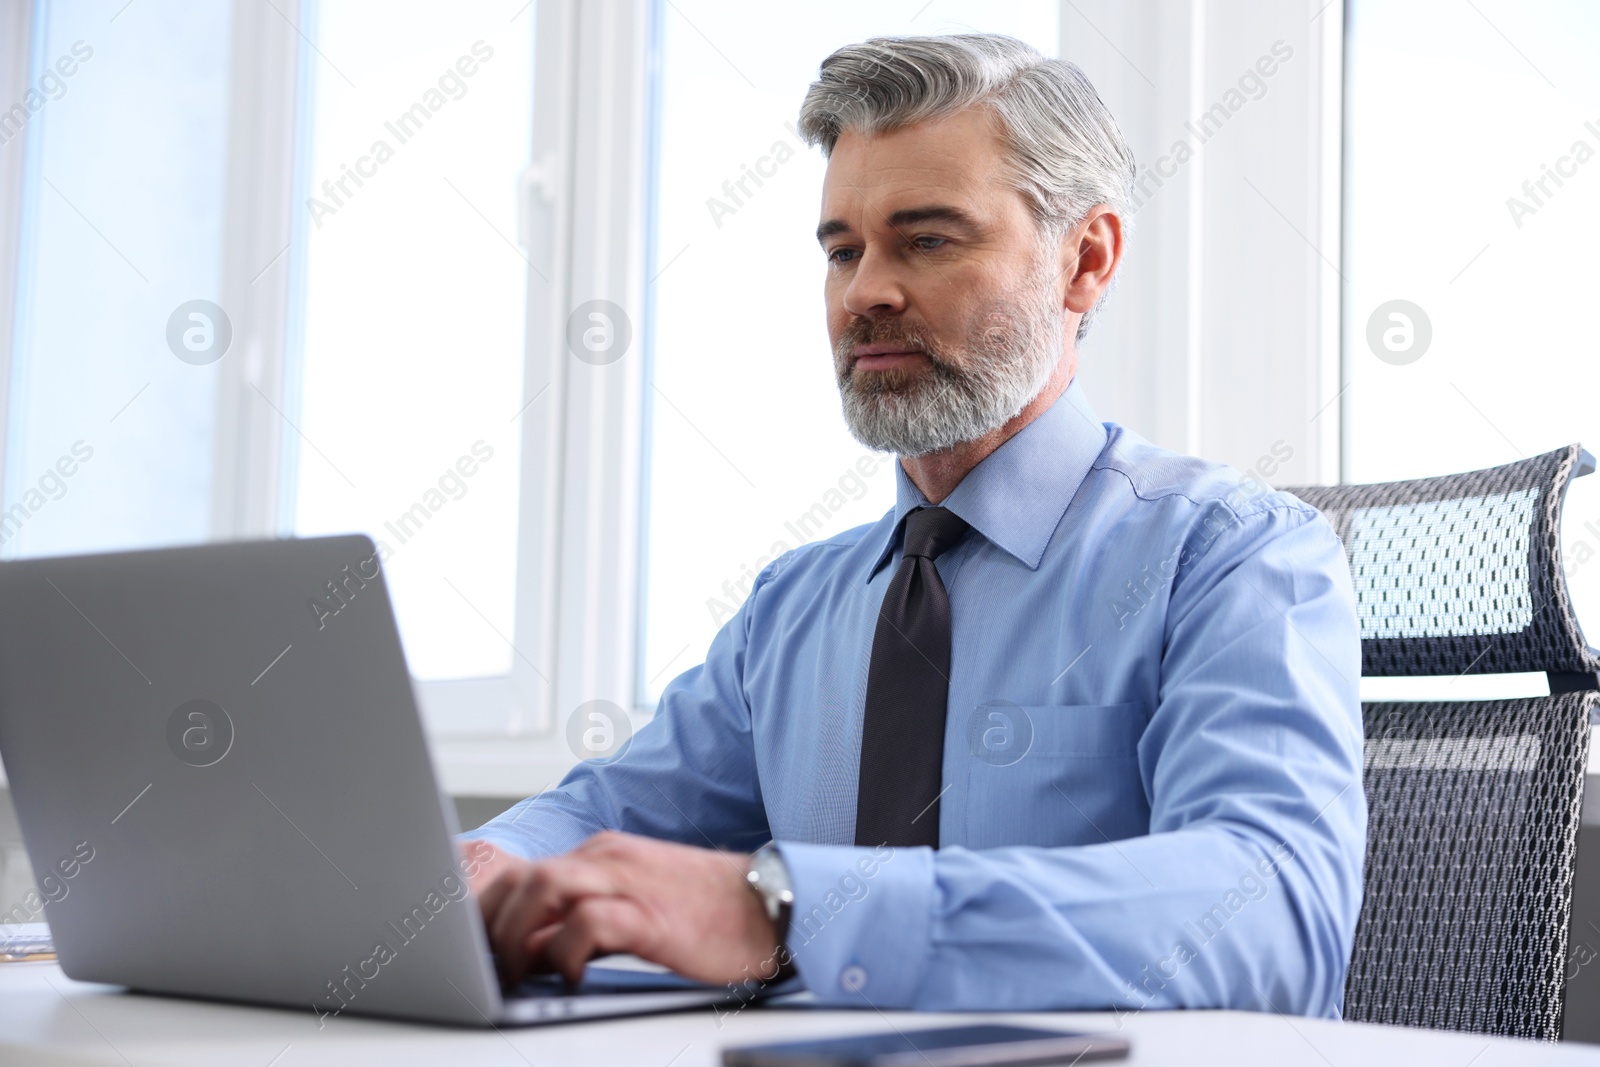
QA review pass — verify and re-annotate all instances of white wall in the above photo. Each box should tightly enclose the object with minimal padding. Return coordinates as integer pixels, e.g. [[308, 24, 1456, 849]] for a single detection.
[[1066, 0, 1344, 487]]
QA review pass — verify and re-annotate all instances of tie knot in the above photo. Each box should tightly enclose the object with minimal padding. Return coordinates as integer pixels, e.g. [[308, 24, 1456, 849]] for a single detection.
[[901, 507, 970, 561]]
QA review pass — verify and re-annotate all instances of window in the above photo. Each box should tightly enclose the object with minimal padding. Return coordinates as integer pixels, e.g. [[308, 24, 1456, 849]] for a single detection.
[[641, 1, 1061, 703], [0, 0, 1381, 792], [3, 0, 233, 559], [1344, 0, 1600, 636], [0, 0, 577, 787], [287, 4, 535, 682]]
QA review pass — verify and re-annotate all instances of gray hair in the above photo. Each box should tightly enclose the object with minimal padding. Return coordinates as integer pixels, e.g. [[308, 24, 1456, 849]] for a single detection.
[[797, 34, 1134, 340]]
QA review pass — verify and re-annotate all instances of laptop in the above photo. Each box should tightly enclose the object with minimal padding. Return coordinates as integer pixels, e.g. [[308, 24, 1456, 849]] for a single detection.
[[0, 535, 762, 1026]]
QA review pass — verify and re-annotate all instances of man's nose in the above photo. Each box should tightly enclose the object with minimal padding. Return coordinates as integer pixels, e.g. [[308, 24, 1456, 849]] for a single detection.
[[841, 249, 909, 318]]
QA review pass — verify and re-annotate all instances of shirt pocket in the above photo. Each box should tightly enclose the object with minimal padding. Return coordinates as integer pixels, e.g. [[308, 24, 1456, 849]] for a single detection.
[[962, 702, 1149, 850]]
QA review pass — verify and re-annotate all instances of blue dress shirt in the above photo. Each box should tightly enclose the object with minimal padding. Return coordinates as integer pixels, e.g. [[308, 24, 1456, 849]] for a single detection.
[[470, 380, 1366, 1018]]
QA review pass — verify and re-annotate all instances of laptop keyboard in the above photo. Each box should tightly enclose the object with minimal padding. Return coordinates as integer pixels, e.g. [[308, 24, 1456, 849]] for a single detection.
[[507, 966, 714, 1000]]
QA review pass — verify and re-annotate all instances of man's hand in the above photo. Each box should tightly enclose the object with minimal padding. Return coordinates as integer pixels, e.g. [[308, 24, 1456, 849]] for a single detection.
[[460, 839, 519, 895], [471, 831, 780, 988]]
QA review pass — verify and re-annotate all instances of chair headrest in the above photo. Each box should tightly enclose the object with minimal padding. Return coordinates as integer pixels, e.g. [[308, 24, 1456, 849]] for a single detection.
[[1284, 444, 1598, 678]]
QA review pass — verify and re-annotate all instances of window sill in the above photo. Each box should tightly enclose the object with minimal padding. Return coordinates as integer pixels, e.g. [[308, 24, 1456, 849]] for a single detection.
[[429, 735, 580, 798]]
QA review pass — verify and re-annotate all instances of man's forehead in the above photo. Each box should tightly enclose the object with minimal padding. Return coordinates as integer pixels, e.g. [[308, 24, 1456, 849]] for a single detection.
[[818, 111, 1012, 231]]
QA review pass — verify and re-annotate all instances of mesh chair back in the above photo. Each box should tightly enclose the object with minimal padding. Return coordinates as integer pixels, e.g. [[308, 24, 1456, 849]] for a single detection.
[[1291, 445, 1599, 679], [1347, 693, 1594, 1038], [1285, 444, 1597, 1041]]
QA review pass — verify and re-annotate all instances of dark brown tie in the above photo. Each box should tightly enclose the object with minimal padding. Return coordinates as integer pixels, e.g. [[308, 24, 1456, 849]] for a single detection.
[[854, 506, 970, 848]]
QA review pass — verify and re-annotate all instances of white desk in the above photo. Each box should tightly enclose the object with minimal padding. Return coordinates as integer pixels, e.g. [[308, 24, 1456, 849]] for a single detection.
[[3, 961, 1598, 1067]]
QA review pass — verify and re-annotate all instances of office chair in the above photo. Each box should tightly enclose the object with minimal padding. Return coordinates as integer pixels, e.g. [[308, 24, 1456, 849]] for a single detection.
[[1286, 444, 1597, 1041]]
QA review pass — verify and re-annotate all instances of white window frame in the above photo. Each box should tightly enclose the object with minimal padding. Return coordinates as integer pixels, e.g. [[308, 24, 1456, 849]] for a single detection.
[[0, 0, 31, 488], [253, 0, 659, 794], [0, 0, 1343, 796], [423, 0, 656, 794], [243, 0, 659, 794]]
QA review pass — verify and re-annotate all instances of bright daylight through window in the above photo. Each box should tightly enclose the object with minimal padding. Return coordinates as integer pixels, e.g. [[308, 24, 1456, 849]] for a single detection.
[[289, 5, 534, 681], [3, 1, 230, 558], [1344, 0, 1600, 665]]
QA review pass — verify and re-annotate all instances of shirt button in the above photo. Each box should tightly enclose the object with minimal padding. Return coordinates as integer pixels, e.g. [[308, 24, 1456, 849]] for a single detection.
[[840, 965, 868, 993]]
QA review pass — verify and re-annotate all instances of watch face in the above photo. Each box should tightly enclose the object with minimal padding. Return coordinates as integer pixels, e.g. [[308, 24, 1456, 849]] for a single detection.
[[751, 846, 791, 900], [749, 847, 794, 945]]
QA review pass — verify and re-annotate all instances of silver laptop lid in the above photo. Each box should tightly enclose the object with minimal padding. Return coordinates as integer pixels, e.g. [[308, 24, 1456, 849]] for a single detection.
[[0, 535, 506, 1025]]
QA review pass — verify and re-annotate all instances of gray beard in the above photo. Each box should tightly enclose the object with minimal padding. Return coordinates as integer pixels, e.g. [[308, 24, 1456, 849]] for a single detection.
[[835, 288, 1062, 458]]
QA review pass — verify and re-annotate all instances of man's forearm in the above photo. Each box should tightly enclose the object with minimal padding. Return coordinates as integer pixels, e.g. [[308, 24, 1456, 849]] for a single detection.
[[464, 781, 614, 862]]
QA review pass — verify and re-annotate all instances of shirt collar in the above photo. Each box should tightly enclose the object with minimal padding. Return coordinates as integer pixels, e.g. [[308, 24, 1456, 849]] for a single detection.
[[866, 378, 1109, 580]]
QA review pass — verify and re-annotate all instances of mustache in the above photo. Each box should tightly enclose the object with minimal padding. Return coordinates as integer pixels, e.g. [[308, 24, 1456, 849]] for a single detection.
[[835, 318, 945, 367]]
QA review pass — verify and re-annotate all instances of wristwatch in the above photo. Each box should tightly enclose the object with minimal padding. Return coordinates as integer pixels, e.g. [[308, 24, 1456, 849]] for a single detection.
[[746, 841, 795, 947]]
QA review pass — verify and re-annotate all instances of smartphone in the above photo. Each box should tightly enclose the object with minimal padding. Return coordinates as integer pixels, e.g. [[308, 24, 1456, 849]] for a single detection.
[[721, 1023, 1130, 1067]]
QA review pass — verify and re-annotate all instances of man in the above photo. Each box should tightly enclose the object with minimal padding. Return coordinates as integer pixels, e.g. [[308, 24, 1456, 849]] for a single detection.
[[465, 33, 1365, 1017]]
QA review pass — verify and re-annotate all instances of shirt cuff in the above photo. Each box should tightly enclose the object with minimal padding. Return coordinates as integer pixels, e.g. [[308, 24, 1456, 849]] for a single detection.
[[457, 795, 600, 861], [775, 841, 933, 1008]]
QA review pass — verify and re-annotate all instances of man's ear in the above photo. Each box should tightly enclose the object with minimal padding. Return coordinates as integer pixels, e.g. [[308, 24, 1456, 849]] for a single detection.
[[1060, 206, 1124, 315]]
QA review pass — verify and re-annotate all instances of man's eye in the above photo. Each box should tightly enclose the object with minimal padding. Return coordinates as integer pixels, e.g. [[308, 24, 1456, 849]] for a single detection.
[[912, 235, 945, 251], [827, 247, 859, 264]]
